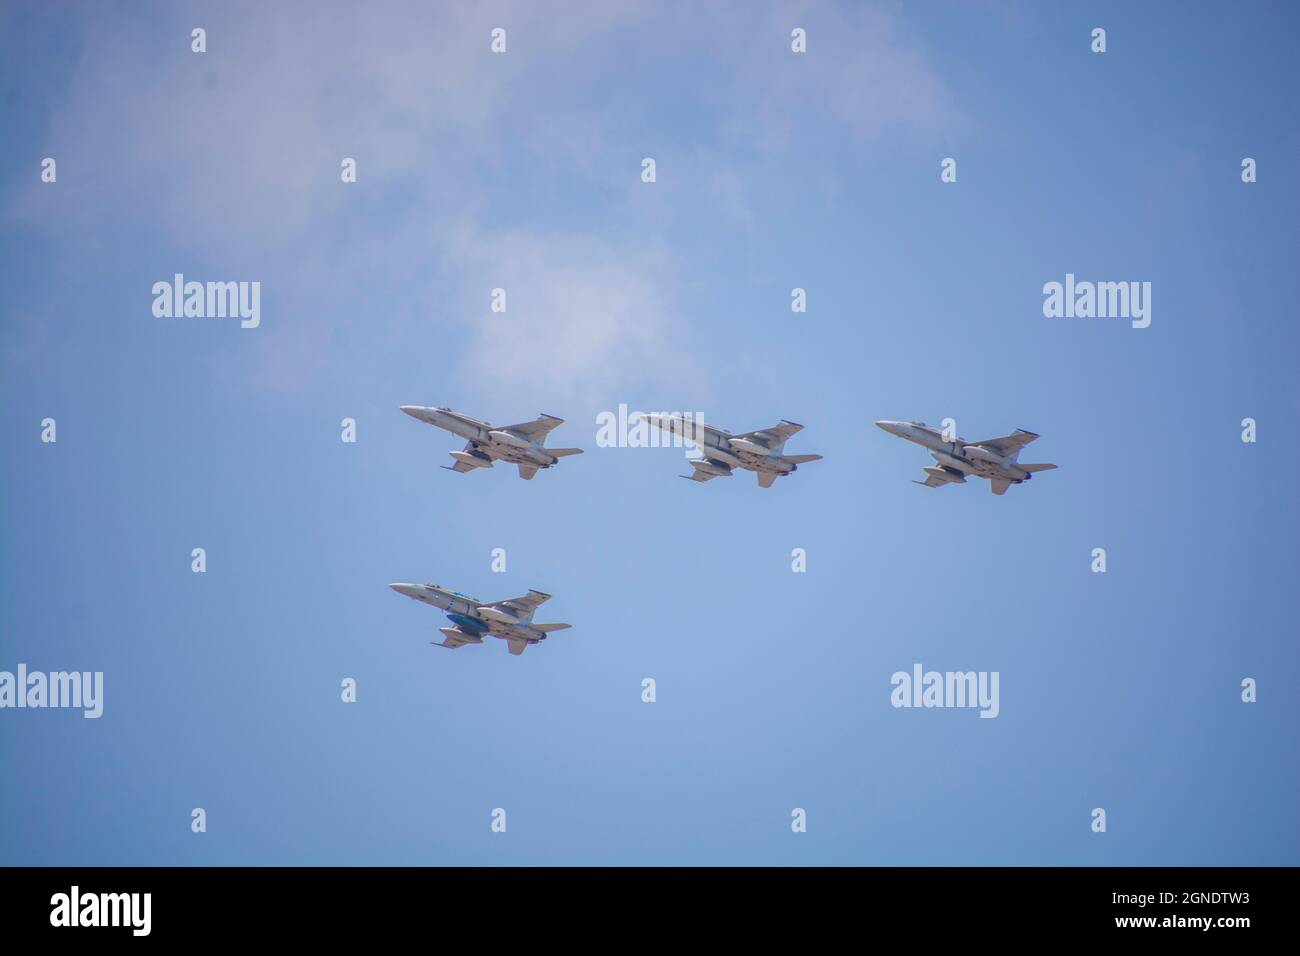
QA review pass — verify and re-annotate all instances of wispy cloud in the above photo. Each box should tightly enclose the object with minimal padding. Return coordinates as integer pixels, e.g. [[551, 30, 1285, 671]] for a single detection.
[[5, 0, 957, 404], [438, 225, 693, 407]]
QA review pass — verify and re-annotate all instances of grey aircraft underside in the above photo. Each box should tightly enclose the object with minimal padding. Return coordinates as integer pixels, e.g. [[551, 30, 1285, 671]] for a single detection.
[[388, 582, 572, 656], [400, 405, 583, 479], [643, 413, 823, 488], [875, 420, 1058, 495]]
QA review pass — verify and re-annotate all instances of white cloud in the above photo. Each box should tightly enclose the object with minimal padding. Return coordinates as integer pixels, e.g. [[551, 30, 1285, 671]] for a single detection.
[[5, 0, 957, 403], [438, 226, 696, 408]]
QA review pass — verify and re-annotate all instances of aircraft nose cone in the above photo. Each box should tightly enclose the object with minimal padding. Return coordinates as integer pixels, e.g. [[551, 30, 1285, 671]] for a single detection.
[[389, 583, 419, 597], [875, 420, 899, 434], [399, 405, 422, 418]]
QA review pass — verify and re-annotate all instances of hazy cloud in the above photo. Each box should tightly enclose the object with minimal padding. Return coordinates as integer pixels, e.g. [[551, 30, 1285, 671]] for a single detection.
[[5, 0, 956, 404]]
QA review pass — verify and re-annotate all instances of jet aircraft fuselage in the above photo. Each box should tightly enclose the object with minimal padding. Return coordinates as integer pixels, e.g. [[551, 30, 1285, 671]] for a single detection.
[[388, 582, 571, 655], [643, 413, 822, 488], [400, 406, 583, 479], [874, 420, 1057, 495]]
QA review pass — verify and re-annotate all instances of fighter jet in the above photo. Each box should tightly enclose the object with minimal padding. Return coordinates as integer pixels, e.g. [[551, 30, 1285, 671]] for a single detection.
[[875, 420, 1057, 495], [643, 413, 822, 488], [388, 582, 572, 656], [399, 406, 583, 480]]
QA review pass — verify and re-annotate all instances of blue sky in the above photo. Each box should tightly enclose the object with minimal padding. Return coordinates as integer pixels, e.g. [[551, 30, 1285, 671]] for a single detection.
[[2, 0, 1297, 865]]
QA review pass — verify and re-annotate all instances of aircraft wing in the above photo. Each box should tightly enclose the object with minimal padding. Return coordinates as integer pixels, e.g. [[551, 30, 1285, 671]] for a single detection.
[[489, 590, 553, 621], [913, 472, 953, 488], [970, 429, 1039, 458], [681, 461, 722, 482], [499, 414, 565, 443], [441, 441, 482, 473], [733, 420, 804, 447], [434, 635, 472, 649]]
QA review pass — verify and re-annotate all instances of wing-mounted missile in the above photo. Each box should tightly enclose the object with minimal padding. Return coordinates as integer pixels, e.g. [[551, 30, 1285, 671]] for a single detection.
[[449, 449, 494, 469]]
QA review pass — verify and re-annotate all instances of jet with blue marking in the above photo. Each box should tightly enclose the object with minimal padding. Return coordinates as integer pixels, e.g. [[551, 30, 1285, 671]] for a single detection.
[[399, 405, 583, 480], [388, 582, 572, 656]]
